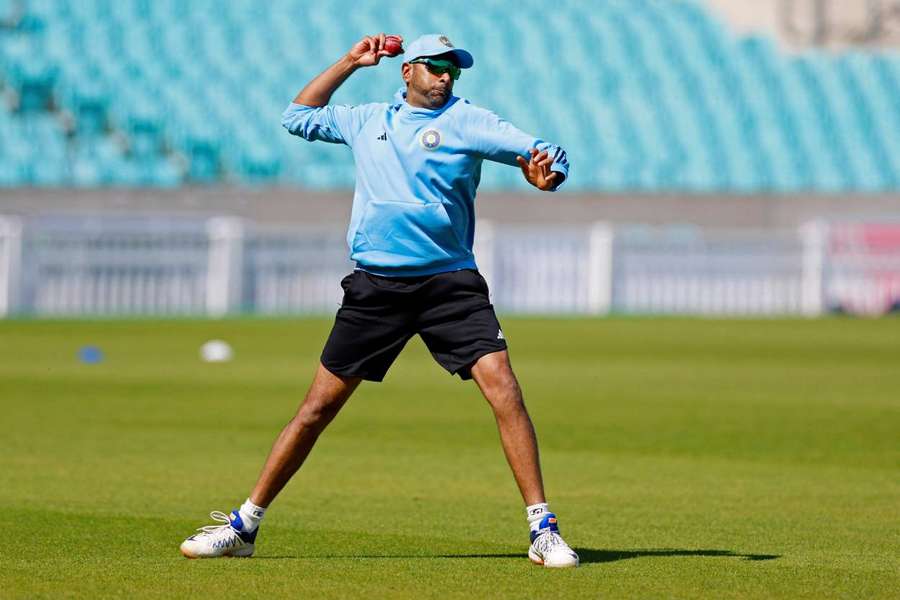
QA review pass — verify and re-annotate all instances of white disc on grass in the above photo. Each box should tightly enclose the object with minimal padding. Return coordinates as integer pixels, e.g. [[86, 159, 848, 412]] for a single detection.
[[201, 340, 233, 363]]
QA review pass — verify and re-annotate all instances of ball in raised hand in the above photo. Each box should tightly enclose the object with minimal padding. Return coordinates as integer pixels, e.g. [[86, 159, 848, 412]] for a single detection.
[[384, 35, 403, 56]]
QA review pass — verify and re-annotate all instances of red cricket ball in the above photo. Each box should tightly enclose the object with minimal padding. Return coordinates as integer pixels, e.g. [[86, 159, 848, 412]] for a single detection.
[[384, 35, 403, 57]]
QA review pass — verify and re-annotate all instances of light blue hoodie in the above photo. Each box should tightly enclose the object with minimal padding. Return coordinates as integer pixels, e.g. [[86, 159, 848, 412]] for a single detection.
[[282, 91, 569, 277]]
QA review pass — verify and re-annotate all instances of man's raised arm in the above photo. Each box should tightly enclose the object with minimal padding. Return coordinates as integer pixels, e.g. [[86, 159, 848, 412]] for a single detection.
[[283, 34, 402, 146], [293, 33, 399, 106]]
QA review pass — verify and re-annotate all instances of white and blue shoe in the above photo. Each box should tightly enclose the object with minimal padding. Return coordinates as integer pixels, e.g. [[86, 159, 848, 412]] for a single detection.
[[180, 510, 258, 558], [528, 513, 579, 568]]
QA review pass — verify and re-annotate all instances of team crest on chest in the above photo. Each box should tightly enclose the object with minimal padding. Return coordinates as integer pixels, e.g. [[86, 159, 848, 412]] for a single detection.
[[420, 129, 442, 151]]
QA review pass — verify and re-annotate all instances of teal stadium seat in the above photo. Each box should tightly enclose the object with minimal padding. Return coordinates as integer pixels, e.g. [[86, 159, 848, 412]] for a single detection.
[[0, 0, 21, 27], [0, 0, 898, 190]]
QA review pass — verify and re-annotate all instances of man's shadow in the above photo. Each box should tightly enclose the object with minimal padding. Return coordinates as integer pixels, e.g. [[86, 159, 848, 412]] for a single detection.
[[256, 548, 780, 563], [573, 548, 780, 564]]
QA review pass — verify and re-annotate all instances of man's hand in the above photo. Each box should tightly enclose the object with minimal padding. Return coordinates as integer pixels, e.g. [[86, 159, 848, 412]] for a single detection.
[[516, 148, 562, 191], [347, 33, 402, 68]]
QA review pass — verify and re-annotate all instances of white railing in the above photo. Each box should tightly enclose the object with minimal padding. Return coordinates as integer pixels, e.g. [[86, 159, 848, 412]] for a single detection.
[[11, 216, 211, 316], [245, 226, 353, 315], [0, 216, 23, 317], [1, 214, 899, 317], [611, 227, 807, 315]]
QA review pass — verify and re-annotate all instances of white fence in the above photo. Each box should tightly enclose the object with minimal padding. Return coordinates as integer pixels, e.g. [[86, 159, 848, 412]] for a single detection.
[[1, 214, 898, 317]]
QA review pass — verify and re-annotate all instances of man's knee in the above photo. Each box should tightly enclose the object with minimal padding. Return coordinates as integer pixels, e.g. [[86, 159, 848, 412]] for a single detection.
[[490, 384, 526, 413], [472, 351, 514, 386], [288, 364, 359, 433], [471, 352, 524, 407], [292, 397, 343, 432], [482, 374, 525, 416]]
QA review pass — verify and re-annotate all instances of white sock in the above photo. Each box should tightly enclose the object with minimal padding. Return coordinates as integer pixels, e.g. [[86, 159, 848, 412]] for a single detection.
[[238, 498, 267, 532], [526, 502, 551, 528]]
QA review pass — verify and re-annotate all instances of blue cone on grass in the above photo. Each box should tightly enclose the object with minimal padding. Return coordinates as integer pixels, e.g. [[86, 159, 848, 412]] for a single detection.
[[78, 346, 103, 364]]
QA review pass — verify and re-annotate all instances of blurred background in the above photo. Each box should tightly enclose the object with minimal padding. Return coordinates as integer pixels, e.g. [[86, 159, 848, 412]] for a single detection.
[[1, 0, 899, 318]]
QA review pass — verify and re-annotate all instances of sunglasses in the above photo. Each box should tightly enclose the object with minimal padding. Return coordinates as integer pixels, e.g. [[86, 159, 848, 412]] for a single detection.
[[409, 58, 461, 81]]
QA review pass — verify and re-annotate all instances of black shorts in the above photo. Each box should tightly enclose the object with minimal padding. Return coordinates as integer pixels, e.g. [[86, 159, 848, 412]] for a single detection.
[[321, 268, 508, 382]]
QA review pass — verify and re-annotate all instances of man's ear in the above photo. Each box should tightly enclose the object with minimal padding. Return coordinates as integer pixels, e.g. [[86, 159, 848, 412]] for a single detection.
[[401, 62, 411, 84]]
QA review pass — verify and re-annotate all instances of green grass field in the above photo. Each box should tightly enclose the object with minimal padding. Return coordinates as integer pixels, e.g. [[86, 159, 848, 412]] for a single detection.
[[1, 317, 898, 599]]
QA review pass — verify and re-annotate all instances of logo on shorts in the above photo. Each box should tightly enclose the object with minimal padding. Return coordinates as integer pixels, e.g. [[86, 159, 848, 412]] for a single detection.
[[420, 129, 442, 151], [497, 329, 505, 340], [438, 35, 453, 47]]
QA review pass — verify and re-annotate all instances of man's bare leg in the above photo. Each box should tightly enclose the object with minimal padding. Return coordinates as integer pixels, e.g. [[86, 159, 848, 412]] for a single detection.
[[470, 350, 545, 506], [249, 363, 362, 507], [470, 349, 579, 567]]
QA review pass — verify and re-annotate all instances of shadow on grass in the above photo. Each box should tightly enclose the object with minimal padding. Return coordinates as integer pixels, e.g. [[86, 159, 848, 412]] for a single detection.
[[574, 548, 780, 564], [254, 548, 780, 563]]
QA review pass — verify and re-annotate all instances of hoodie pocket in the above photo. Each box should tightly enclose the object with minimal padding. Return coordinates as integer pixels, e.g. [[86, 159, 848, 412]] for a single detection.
[[352, 200, 459, 265]]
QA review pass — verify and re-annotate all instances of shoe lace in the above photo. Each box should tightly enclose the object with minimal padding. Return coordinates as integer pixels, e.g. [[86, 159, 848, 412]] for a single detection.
[[535, 531, 570, 554], [195, 511, 242, 549]]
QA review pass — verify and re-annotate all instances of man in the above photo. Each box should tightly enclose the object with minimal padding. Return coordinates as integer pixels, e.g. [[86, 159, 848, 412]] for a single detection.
[[180, 33, 577, 568]]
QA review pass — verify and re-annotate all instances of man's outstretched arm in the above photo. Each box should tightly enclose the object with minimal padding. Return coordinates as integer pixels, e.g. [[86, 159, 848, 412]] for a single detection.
[[467, 108, 570, 192], [293, 33, 398, 106]]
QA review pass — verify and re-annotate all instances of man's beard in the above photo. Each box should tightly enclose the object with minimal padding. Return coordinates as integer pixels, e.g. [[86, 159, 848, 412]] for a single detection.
[[427, 86, 450, 107]]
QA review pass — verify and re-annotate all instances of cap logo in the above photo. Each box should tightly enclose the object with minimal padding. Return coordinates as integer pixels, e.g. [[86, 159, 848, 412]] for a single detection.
[[438, 35, 453, 47], [420, 129, 442, 151]]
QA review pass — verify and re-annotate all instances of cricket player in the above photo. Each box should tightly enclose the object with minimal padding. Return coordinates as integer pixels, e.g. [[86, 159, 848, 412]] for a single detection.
[[180, 33, 578, 568]]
